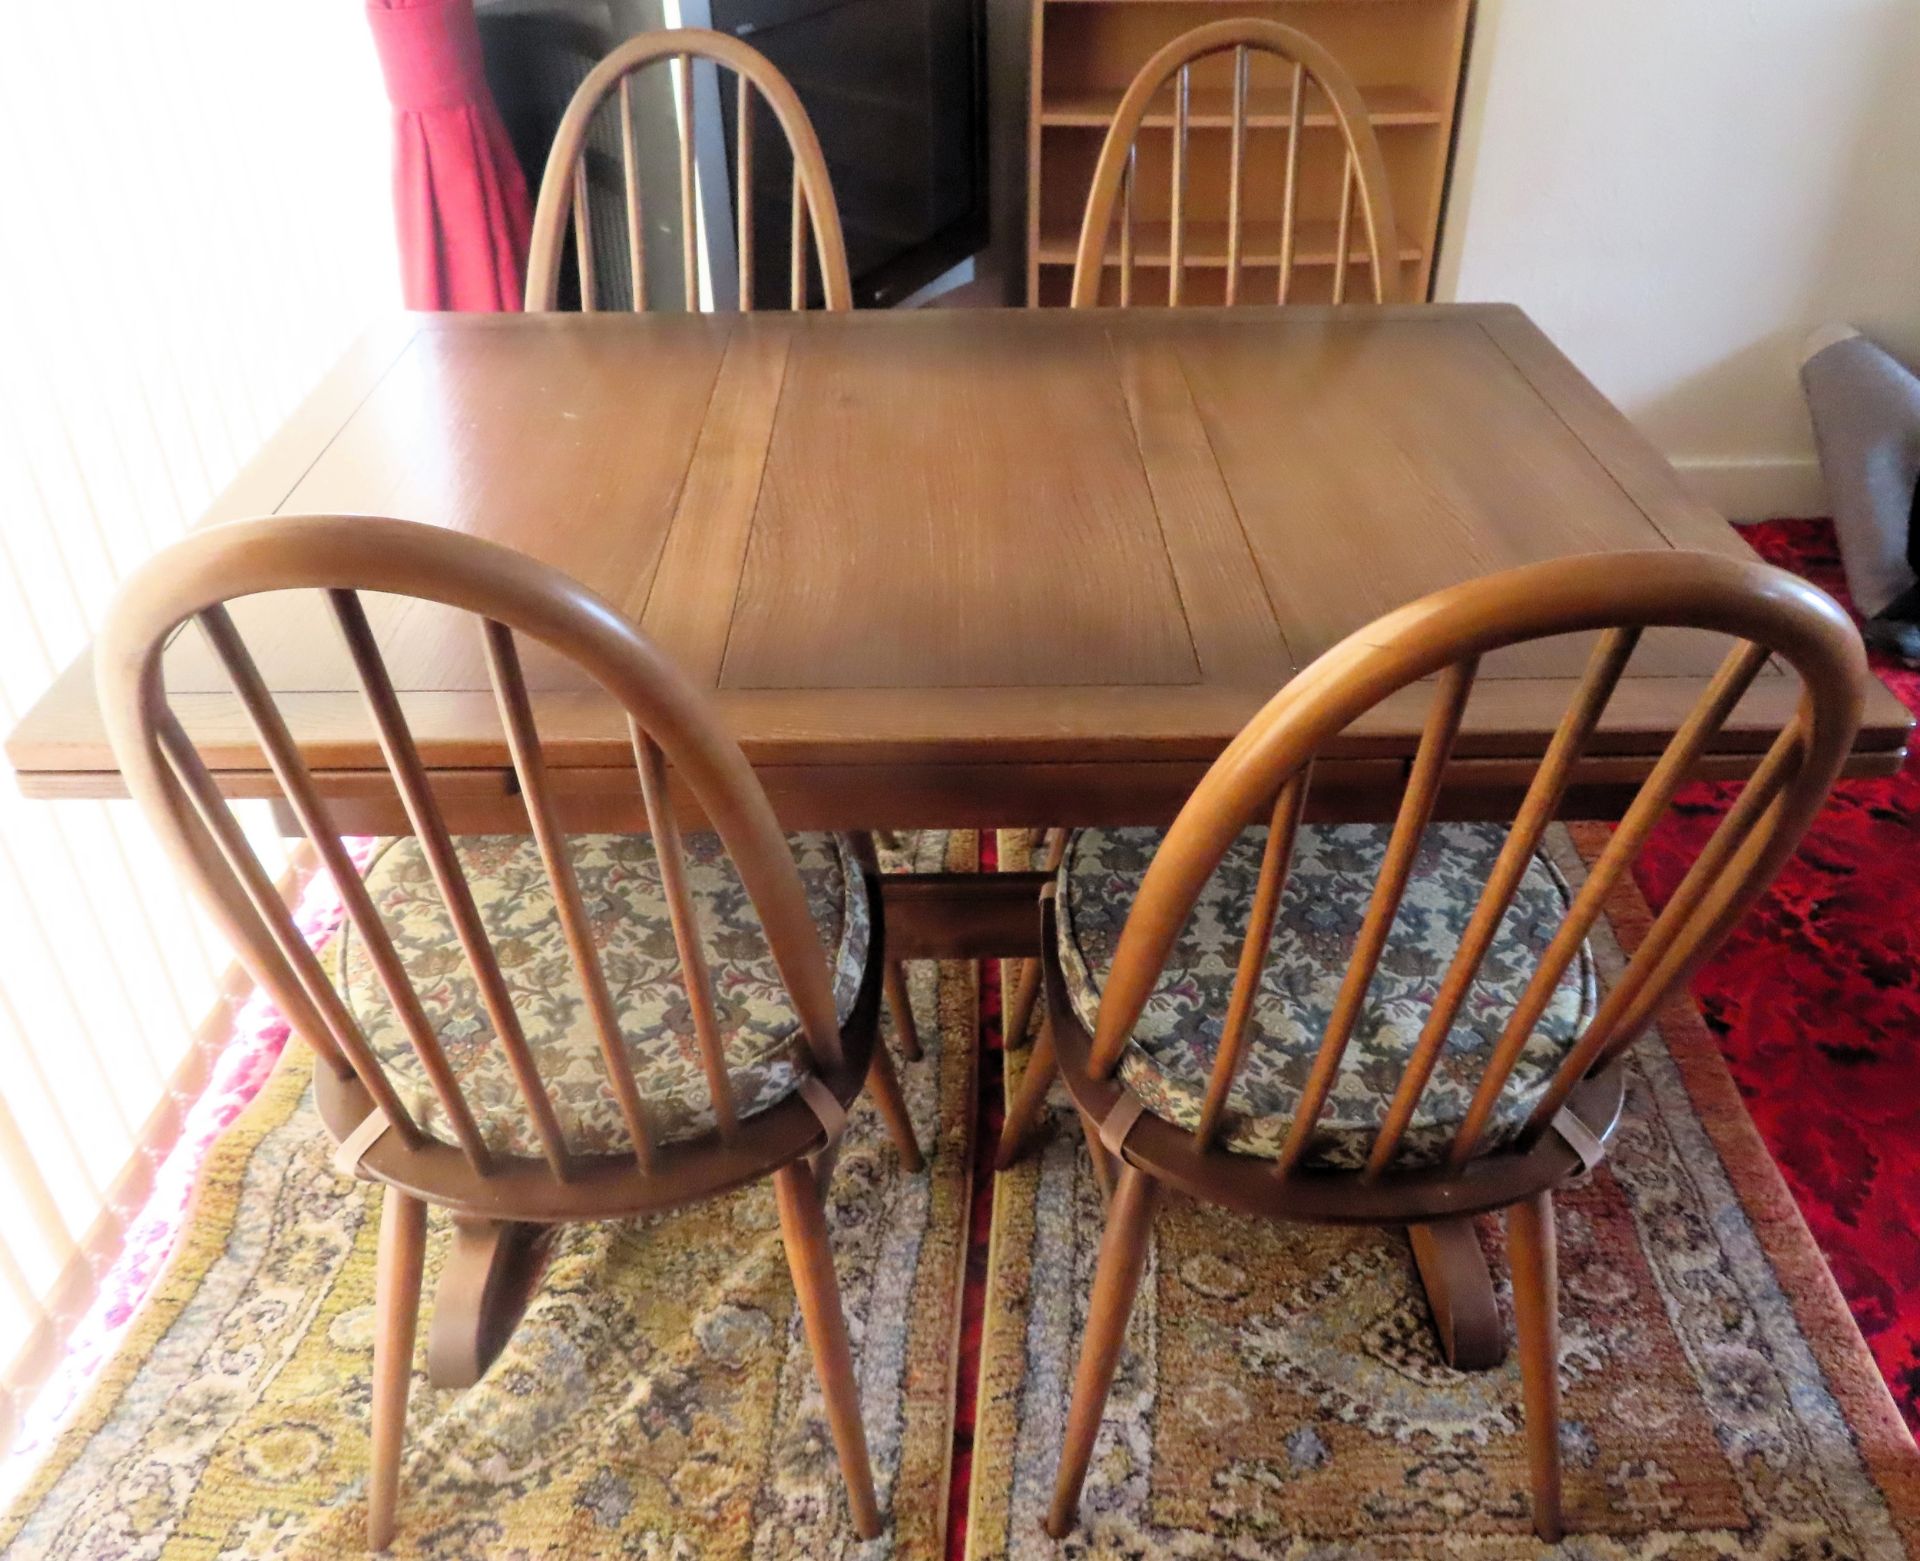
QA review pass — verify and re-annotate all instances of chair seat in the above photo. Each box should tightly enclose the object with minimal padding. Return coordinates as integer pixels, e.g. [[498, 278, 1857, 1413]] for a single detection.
[[336, 833, 868, 1159], [1055, 824, 1595, 1169]]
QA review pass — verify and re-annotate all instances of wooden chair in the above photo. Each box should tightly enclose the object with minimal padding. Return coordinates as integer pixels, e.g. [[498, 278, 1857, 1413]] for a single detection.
[[1070, 17, 1402, 310], [1021, 551, 1865, 1540], [95, 514, 924, 1546], [525, 27, 850, 314], [992, 19, 1405, 1104], [524, 30, 932, 1065]]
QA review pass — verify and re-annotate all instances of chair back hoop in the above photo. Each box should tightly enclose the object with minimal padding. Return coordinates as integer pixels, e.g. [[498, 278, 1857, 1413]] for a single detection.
[[1070, 18, 1401, 310], [95, 514, 848, 1184], [525, 28, 851, 314], [1086, 550, 1866, 1176]]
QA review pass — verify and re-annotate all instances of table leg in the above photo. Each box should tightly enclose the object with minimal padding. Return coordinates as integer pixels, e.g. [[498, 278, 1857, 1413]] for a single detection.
[[1408, 1218, 1506, 1372]]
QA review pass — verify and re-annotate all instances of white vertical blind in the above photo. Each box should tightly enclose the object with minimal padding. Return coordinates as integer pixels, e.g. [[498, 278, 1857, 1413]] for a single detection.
[[0, 0, 400, 1437]]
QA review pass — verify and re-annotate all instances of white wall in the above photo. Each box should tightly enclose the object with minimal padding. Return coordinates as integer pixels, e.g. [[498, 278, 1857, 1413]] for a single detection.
[[1436, 0, 1920, 520]]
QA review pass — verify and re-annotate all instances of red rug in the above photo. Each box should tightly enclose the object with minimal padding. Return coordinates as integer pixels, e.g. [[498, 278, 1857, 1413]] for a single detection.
[[1635, 518, 1920, 1439]]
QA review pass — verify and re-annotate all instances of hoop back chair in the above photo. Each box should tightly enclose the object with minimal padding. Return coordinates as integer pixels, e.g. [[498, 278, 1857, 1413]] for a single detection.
[[525, 28, 851, 314], [1034, 551, 1866, 1540], [95, 515, 922, 1545], [983, 22, 1409, 1088], [1070, 18, 1401, 310], [523, 30, 934, 1064]]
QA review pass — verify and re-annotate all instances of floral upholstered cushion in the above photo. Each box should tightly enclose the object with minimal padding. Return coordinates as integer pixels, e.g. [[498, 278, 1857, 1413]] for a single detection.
[[1056, 824, 1595, 1169], [335, 833, 868, 1159]]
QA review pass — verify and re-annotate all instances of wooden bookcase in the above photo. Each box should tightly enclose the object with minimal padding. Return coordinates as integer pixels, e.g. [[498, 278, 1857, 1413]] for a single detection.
[[1024, 0, 1472, 306]]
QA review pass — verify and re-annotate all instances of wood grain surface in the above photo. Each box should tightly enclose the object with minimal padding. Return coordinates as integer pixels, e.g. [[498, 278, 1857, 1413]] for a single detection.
[[9, 305, 1907, 827]]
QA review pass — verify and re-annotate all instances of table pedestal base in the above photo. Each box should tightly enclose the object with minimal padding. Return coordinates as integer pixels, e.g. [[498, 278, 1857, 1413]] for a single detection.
[[877, 872, 1514, 1376], [1409, 1218, 1507, 1371], [426, 1218, 553, 1390]]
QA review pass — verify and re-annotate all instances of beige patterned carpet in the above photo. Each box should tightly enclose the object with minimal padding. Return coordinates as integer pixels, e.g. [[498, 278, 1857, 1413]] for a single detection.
[[970, 825, 1920, 1559], [9, 820, 1920, 1559], [1, 833, 975, 1560]]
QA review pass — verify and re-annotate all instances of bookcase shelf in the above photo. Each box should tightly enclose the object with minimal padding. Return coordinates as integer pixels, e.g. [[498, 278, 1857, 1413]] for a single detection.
[[1025, 0, 1472, 306], [1036, 216, 1423, 268], [1039, 81, 1442, 131]]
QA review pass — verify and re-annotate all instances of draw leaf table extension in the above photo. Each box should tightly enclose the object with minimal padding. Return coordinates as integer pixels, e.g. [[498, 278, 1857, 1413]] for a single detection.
[[10, 305, 1908, 1373]]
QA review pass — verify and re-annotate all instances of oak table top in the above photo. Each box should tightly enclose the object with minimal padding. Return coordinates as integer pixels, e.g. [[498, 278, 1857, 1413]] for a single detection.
[[8, 305, 1908, 831]]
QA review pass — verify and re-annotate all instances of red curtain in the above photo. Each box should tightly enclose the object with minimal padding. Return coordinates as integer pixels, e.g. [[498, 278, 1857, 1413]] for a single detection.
[[367, 0, 531, 311]]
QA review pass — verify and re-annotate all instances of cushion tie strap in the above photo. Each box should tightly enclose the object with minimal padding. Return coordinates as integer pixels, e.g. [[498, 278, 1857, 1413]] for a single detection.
[[796, 1074, 849, 1146], [1097, 1089, 1145, 1157], [331, 1107, 394, 1179], [1551, 1104, 1607, 1174]]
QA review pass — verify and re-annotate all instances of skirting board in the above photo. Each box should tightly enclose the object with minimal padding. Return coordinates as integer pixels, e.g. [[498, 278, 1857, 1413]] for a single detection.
[[1676, 456, 1827, 523]]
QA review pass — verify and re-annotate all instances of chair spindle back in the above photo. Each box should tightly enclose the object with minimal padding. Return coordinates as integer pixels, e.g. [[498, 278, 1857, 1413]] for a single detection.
[[525, 29, 850, 314], [1084, 552, 1867, 1177], [1071, 19, 1401, 310], [97, 515, 850, 1190]]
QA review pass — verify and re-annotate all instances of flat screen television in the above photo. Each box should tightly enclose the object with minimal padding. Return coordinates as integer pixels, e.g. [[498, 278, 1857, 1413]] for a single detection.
[[477, 0, 986, 309]]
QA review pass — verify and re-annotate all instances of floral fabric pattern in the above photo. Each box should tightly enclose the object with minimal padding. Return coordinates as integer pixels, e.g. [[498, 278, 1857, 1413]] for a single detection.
[[335, 832, 868, 1158], [1055, 823, 1595, 1168]]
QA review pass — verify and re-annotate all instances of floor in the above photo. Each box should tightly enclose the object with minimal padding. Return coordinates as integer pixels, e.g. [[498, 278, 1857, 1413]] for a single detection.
[[11, 520, 1916, 1542], [1631, 519, 1920, 1438]]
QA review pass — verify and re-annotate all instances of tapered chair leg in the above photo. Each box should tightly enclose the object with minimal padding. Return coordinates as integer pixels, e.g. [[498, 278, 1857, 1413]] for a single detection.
[[369, 1185, 427, 1550], [1077, 1106, 1116, 1206], [865, 1035, 924, 1172], [1003, 949, 1044, 1053], [1508, 1190, 1564, 1543], [883, 960, 922, 1062], [773, 1160, 883, 1539], [846, 829, 922, 1067], [1005, 829, 1068, 1057], [1046, 1161, 1160, 1538], [996, 829, 1069, 1169], [995, 1026, 1059, 1169]]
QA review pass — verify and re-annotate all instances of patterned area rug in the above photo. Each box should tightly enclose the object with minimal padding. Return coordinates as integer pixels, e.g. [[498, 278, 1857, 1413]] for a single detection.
[[970, 826, 1920, 1558], [1, 834, 976, 1560]]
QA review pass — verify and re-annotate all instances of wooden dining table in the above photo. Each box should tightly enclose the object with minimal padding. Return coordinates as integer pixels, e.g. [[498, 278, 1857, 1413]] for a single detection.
[[7, 302, 1909, 1373], [11, 304, 1909, 820]]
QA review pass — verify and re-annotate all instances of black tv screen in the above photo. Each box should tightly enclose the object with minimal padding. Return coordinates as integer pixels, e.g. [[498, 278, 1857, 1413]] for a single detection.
[[477, 0, 985, 311], [711, 0, 984, 307]]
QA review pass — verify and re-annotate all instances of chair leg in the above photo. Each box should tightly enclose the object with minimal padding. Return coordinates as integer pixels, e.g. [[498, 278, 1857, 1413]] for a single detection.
[[996, 828, 1069, 1170], [1005, 829, 1068, 1052], [1078, 1107, 1115, 1206], [995, 1026, 1059, 1169], [865, 1034, 924, 1172], [882, 960, 922, 1062], [369, 1185, 427, 1551], [808, 1137, 843, 1200], [1508, 1190, 1563, 1543], [1003, 949, 1044, 1054], [773, 1160, 883, 1539], [1046, 1161, 1160, 1538], [846, 828, 920, 1067]]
